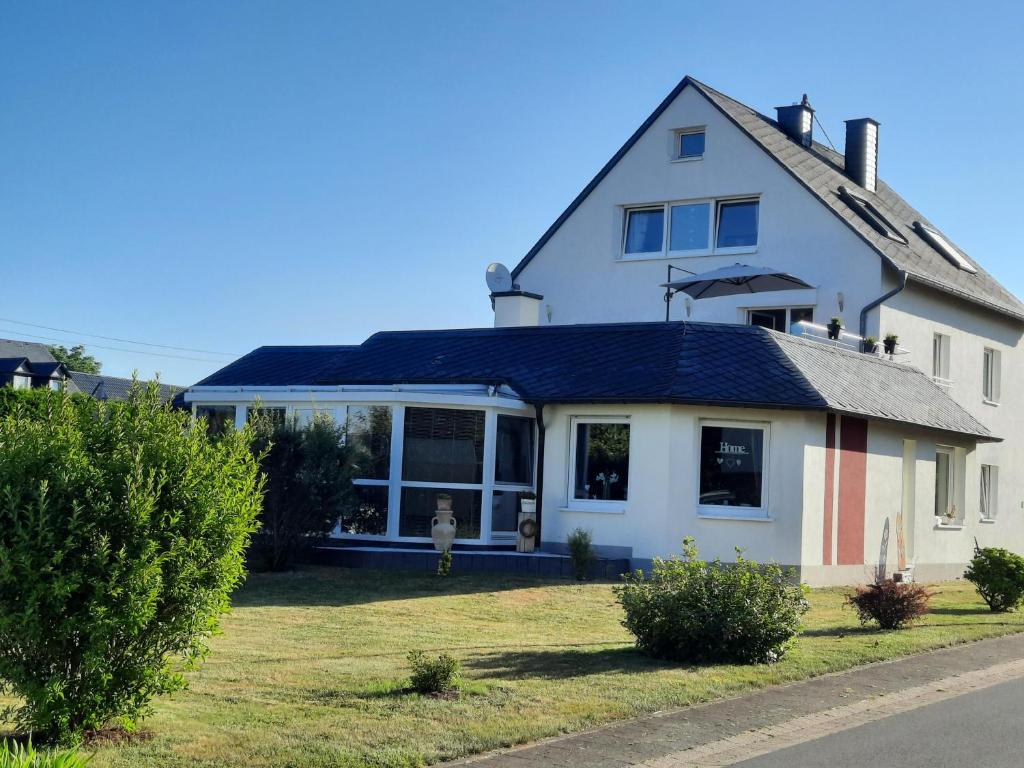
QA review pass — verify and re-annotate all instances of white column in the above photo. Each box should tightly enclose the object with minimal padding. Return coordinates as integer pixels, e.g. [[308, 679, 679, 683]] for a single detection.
[[385, 406, 405, 540], [234, 405, 248, 430], [480, 409, 497, 544]]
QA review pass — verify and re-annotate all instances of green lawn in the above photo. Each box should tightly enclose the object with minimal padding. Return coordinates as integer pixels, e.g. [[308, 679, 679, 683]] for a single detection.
[[80, 567, 1024, 768]]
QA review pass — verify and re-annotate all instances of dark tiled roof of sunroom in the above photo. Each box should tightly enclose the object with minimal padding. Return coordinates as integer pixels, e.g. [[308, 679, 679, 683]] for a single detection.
[[191, 321, 996, 441]]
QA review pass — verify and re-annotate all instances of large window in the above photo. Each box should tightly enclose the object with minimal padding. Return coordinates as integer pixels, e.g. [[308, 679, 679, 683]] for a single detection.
[[621, 197, 759, 259], [716, 200, 759, 248], [400, 407, 485, 538], [981, 464, 998, 521], [747, 307, 813, 334], [344, 406, 392, 535], [571, 419, 630, 503], [698, 422, 767, 513], [983, 348, 1001, 403]]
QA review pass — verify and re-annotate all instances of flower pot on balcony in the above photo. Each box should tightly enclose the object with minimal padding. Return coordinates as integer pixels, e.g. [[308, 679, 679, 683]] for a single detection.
[[863, 337, 878, 354], [883, 335, 898, 355], [827, 319, 843, 340]]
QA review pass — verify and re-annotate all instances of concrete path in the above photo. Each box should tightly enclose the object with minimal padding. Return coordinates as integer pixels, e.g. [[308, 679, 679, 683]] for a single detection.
[[446, 632, 1024, 768]]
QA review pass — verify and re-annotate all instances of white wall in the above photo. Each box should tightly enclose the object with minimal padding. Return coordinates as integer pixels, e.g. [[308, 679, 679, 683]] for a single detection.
[[514, 85, 883, 330], [539, 403, 814, 567]]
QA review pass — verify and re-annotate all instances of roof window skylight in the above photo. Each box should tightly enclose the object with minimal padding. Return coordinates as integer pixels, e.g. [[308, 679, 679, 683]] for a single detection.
[[913, 221, 977, 274], [837, 186, 907, 244]]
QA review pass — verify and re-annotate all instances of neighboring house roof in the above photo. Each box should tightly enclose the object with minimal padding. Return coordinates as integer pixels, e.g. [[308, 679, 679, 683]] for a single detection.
[[0, 339, 56, 363], [68, 371, 182, 404], [511, 76, 1024, 321], [195, 323, 991, 441], [192, 345, 360, 387]]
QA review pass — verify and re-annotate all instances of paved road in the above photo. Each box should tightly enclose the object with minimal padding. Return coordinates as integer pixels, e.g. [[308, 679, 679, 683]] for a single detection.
[[736, 676, 1024, 768]]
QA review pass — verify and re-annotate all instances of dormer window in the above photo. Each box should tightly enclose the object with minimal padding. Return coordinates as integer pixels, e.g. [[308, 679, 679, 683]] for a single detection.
[[676, 129, 705, 160], [913, 221, 978, 274], [838, 186, 907, 244]]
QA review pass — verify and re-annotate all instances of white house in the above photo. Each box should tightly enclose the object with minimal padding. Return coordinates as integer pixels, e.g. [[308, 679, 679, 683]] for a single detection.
[[185, 77, 1023, 585]]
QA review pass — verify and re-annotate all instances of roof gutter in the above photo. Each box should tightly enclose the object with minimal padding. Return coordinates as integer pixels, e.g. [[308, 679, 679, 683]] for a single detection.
[[859, 269, 907, 340]]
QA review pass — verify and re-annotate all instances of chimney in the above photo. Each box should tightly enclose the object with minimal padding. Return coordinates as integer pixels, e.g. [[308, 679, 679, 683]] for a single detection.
[[844, 118, 880, 193], [491, 289, 543, 328], [775, 94, 814, 147]]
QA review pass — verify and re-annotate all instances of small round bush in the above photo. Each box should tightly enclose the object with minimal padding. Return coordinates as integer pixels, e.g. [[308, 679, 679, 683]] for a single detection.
[[407, 651, 460, 694], [614, 538, 808, 664], [964, 547, 1024, 612], [847, 580, 933, 629], [0, 386, 263, 743]]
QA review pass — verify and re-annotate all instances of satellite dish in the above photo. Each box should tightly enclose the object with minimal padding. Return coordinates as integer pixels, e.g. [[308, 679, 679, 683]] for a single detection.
[[485, 263, 514, 293]]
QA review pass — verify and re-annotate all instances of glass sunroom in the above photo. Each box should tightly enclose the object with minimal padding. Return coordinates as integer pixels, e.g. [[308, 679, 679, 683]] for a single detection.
[[194, 391, 536, 546]]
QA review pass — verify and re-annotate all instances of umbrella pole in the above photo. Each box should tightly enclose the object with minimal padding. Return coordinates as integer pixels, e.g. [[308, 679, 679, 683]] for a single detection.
[[665, 264, 672, 321]]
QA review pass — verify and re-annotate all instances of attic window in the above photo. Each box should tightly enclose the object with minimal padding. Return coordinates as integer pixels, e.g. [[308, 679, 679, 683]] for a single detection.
[[913, 221, 977, 274], [676, 129, 705, 160], [838, 186, 908, 244]]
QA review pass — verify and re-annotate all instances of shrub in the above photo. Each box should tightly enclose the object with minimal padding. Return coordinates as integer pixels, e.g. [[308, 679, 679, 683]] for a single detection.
[[407, 651, 460, 694], [250, 415, 354, 571], [614, 538, 808, 664], [0, 386, 263, 743], [0, 740, 89, 768], [964, 546, 1024, 612], [847, 580, 933, 629], [437, 549, 452, 577], [567, 528, 595, 581]]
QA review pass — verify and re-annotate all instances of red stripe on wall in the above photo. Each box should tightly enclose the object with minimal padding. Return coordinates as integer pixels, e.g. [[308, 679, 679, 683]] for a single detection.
[[837, 416, 868, 566], [822, 413, 836, 566]]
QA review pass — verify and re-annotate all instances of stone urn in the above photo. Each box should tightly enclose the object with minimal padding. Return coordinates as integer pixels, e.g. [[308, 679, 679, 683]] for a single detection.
[[431, 509, 457, 552]]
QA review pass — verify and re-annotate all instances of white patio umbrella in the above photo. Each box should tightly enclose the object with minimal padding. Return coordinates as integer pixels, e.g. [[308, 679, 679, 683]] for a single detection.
[[661, 263, 812, 320]]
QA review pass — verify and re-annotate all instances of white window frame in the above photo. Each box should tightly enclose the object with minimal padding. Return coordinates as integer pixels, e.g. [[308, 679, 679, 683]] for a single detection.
[[696, 419, 771, 520], [932, 333, 951, 385], [566, 415, 631, 513], [934, 446, 957, 523], [620, 196, 760, 261], [983, 347, 1001, 404], [980, 464, 998, 522], [673, 127, 706, 161]]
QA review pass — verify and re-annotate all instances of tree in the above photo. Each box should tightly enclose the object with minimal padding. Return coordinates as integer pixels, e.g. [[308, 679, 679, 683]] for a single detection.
[[0, 385, 263, 743], [251, 415, 354, 571], [48, 345, 101, 374]]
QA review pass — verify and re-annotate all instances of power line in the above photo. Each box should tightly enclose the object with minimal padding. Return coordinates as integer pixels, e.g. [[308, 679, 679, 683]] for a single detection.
[[0, 327, 232, 364], [0, 317, 241, 356]]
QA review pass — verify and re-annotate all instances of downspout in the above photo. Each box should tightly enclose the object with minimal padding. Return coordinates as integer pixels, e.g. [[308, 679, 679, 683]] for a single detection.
[[533, 403, 546, 549], [859, 270, 907, 341]]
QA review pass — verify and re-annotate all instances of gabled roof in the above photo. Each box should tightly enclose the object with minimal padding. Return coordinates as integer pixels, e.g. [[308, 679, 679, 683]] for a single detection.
[[192, 345, 359, 387], [512, 76, 1024, 321], [68, 371, 182, 404], [167, 321, 983, 440]]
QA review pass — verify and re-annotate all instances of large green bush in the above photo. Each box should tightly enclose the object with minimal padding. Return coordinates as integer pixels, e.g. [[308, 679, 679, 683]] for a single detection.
[[0, 386, 263, 743], [965, 546, 1024, 612], [250, 415, 354, 571], [614, 538, 808, 664]]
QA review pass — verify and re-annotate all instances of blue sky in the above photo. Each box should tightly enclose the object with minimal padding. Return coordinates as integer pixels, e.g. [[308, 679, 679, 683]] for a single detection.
[[3, 0, 1023, 384]]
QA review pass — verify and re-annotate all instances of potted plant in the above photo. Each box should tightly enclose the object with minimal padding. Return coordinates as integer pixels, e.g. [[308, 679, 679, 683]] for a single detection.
[[827, 317, 844, 340], [883, 333, 899, 355], [863, 336, 878, 354]]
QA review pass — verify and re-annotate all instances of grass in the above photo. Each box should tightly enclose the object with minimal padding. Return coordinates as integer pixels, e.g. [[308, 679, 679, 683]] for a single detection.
[[68, 567, 1024, 767]]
